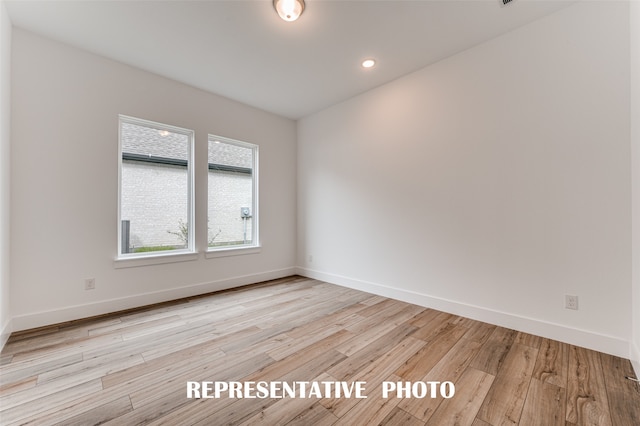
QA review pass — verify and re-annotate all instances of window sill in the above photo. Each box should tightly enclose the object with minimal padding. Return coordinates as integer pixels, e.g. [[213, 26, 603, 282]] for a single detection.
[[205, 246, 261, 259], [114, 251, 199, 269]]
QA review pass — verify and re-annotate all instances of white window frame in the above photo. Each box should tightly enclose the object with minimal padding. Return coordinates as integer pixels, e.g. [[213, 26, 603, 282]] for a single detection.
[[206, 134, 259, 258], [116, 115, 196, 266]]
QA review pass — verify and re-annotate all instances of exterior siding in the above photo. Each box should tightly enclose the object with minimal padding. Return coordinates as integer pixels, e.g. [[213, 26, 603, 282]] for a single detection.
[[208, 170, 253, 246], [121, 161, 188, 250], [121, 161, 253, 250]]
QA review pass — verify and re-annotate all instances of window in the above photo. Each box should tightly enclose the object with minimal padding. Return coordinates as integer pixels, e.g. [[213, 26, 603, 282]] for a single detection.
[[207, 135, 258, 251], [118, 116, 194, 258]]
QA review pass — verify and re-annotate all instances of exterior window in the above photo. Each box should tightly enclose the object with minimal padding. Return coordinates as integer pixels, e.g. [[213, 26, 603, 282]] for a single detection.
[[118, 116, 194, 257], [208, 135, 258, 250]]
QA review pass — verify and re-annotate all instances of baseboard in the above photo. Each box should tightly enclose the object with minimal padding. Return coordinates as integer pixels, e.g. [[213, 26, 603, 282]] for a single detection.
[[11, 267, 296, 332], [0, 317, 11, 352], [297, 267, 631, 360], [631, 340, 640, 379]]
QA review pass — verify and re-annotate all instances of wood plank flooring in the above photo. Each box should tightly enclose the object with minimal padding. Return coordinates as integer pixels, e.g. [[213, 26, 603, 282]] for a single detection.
[[1, 276, 639, 425]]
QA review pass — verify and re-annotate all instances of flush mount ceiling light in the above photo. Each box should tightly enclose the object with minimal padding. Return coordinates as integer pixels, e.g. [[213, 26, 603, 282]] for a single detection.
[[273, 0, 305, 22]]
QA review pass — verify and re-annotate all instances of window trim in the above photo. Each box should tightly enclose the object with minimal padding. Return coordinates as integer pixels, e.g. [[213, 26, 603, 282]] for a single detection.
[[116, 115, 196, 261], [113, 251, 199, 269], [206, 134, 259, 254], [205, 246, 261, 259]]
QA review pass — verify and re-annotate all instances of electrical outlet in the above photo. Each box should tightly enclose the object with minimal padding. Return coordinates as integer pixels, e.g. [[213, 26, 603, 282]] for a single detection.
[[565, 295, 578, 310], [84, 278, 96, 290]]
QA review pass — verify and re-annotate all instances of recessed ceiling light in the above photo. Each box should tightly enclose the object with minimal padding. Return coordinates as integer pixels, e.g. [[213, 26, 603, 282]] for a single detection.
[[362, 59, 376, 69]]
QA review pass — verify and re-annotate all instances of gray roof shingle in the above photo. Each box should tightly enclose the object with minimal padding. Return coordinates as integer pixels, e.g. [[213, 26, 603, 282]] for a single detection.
[[121, 121, 253, 169]]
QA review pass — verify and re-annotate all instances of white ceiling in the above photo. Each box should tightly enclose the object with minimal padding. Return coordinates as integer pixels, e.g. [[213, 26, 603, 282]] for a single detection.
[[5, 0, 574, 120]]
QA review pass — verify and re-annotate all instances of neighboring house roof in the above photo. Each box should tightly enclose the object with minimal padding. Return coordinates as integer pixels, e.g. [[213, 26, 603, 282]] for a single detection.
[[121, 121, 253, 169], [208, 139, 253, 169]]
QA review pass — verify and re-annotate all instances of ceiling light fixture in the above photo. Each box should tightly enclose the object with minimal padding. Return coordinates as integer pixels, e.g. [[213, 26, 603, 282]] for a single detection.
[[362, 59, 376, 69], [273, 0, 305, 22]]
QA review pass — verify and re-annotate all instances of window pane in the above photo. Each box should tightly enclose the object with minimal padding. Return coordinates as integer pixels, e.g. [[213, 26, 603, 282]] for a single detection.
[[120, 118, 193, 255], [208, 136, 257, 248]]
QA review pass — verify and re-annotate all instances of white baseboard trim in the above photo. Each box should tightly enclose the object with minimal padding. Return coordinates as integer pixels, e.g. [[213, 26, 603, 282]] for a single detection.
[[12, 267, 297, 332], [631, 340, 640, 379], [297, 267, 631, 360], [0, 317, 12, 352]]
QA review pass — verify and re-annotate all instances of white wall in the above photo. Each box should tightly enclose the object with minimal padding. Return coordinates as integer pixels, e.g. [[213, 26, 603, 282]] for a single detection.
[[631, 0, 640, 376], [298, 1, 632, 358], [0, 0, 11, 349], [10, 29, 297, 330]]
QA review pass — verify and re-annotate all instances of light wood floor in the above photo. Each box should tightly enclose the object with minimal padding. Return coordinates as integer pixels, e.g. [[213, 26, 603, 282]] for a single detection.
[[1, 276, 639, 425]]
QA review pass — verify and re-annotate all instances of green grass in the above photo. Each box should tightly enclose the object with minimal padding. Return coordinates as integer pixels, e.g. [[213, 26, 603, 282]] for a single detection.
[[133, 245, 176, 253], [208, 240, 252, 248]]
